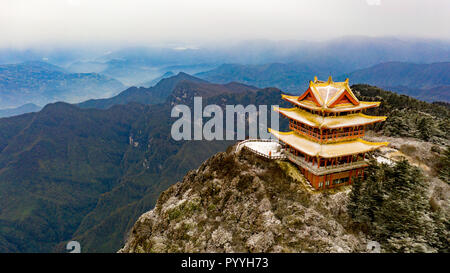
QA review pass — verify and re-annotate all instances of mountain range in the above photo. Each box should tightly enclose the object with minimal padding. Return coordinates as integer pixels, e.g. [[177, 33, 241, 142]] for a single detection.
[[0, 61, 125, 109], [2, 36, 449, 87], [0, 103, 41, 118], [0, 35, 449, 252], [196, 63, 333, 93], [78, 72, 206, 109], [72, 37, 450, 87], [339, 62, 450, 102], [0, 73, 287, 252], [0, 36, 449, 116], [0, 70, 448, 252], [197, 62, 450, 102]]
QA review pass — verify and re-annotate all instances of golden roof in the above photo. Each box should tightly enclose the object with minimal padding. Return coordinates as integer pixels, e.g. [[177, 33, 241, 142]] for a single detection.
[[274, 106, 386, 129], [286, 76, 381, 112], [269, 128, 388, 158], [310, 76, 359, 106], [282, 94, 380, 113]]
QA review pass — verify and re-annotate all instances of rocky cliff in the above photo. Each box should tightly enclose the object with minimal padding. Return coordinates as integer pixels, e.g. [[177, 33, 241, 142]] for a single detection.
[[120, 146, 371, 253]]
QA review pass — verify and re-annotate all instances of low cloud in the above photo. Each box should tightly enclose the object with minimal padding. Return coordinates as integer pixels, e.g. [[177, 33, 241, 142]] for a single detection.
[[0, 0, 448, 48]]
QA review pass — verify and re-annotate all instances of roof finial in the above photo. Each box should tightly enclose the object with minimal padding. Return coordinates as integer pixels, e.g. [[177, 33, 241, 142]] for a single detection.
[[327, 76, 333, 83], [345, 78, 349, 83], [314, 76, 318, 82]]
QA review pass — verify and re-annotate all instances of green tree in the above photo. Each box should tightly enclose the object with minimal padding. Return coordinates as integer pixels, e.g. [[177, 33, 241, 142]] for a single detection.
[[348, 159, 448, 252], [437, 147, 450, 183], [417, 117, 431, 141]]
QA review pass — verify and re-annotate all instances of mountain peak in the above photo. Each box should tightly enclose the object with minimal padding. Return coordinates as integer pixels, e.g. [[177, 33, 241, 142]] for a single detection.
[[120, 146, 365, 253], [168, 79, 259, 105], [0, 103, 41, 118], [147, 71, 206, 91], [176, 71, 190, 76], [40, 101, 79, 115], [167, 71, 206, 83]]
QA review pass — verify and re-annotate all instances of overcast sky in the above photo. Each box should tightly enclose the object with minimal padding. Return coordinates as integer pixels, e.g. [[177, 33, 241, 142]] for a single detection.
[[1, 0, 449, 49]]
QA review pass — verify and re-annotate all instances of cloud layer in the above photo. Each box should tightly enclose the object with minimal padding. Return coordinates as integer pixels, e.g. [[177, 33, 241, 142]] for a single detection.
[[1, 0, 449, 48]]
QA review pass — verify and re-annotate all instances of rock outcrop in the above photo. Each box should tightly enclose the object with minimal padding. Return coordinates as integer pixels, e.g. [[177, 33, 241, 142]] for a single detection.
[[120, 146, 369, 253]]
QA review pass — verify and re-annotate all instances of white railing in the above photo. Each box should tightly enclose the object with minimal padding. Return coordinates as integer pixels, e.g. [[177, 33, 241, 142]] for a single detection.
[[235, 138, 272, 152], [236, 139, 286, 160]]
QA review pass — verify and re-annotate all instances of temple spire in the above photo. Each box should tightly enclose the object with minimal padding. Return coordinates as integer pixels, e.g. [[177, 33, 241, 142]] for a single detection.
[[327, 76, 333, 83]]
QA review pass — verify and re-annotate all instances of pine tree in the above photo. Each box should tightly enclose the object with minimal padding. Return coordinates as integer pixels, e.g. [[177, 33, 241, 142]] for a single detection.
[[417, 117, 431, 141], [438, 147, 450, 183], [348, 176, 362, 219], [347, 158, 447, 252], [373, 160, 432, 250]]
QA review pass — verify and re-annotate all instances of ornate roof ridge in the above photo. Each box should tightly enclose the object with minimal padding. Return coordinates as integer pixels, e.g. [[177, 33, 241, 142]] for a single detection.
[[301, 76, 360, 108], [282, 94, 380, 112]]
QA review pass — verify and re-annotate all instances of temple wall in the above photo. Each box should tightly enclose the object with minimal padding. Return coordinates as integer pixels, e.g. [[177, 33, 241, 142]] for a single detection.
[[300, 166, 365, 190]]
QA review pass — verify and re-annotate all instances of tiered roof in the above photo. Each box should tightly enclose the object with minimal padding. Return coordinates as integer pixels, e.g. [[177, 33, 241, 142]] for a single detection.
[[282, 76, 380, 112], [274, 106, 386, 129], [270, 76, 388, 159], [269, 129, 388, 158]]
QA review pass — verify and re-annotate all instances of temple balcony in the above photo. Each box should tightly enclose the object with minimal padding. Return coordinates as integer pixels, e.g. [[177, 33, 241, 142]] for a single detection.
[[284, 150, 368, 176], [289, 124, 365, 143]]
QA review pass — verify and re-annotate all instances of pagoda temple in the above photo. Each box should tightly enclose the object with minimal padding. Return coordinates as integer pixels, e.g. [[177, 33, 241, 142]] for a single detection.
[[269, 76, 388, 190]]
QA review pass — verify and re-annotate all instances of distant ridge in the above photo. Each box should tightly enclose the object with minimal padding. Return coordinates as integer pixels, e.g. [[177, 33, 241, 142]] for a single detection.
[[168, 79, 259, 105], [0, 103, 41, 118], [196, 63, 326, 93], [78, 72, 207, 109], [139, 71, 175, 88], [197, 61, 450, 102], [338, 62, 450, 102], [0, 61, 125, 108], [0, 77, 284, 253]]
